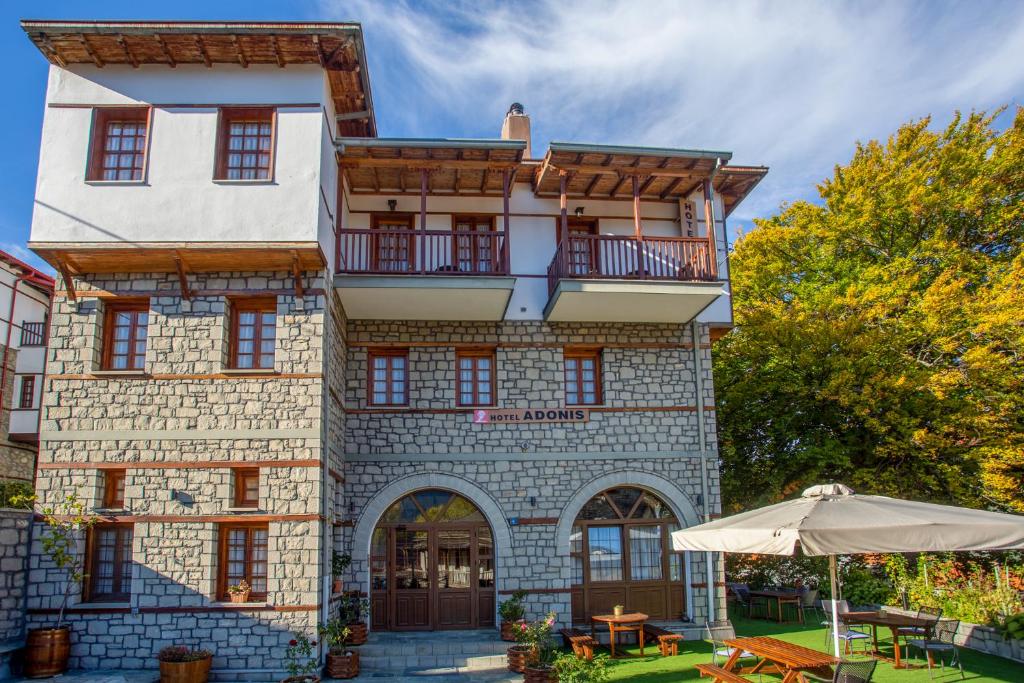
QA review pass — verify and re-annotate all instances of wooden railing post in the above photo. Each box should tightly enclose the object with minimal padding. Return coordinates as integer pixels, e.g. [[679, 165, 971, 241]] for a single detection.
[[633, 174, 645, 279], [420, 169, 428, 274], [559, 171, 569, 274], [502, 169, 512, 274], [703, 179, 718, 279]]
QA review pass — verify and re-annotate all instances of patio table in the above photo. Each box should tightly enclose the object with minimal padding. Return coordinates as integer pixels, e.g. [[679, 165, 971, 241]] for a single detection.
[[841, 610, 935, 669], [722, 636, 838, 683], [749, 589, 804, 623], [590, 612, 647, 658]]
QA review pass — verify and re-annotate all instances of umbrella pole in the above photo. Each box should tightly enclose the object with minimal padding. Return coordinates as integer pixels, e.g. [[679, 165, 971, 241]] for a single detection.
[[830, 554, 841, 658]]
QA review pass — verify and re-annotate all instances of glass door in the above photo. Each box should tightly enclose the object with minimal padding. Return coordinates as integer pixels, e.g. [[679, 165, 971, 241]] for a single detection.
[[393, 529, 430, 630], [436, 529, 473, 628]]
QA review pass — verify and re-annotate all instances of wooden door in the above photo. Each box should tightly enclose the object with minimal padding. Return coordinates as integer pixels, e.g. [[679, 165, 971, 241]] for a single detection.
[[392, 529, 430, 630], [371, 214, 416, 272], [436, 528, 473, 628], [560, 218, 600, 275]]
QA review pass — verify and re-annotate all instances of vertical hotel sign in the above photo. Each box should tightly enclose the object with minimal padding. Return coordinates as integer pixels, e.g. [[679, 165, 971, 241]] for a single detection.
[[471, 408, 590, 424]]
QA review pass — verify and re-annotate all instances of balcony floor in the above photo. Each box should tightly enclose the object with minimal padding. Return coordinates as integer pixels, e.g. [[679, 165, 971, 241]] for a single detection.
[[544, 278, 726, 323], [333, 274, 516, 321]]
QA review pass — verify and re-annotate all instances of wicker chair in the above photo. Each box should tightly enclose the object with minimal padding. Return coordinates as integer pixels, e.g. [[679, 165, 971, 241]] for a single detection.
[[804, 658, 878, 683], [907, 619, 965, 679]]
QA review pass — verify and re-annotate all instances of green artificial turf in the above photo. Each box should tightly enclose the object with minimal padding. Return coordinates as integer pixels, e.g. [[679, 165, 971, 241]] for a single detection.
[[587, 609, 1024, 682]]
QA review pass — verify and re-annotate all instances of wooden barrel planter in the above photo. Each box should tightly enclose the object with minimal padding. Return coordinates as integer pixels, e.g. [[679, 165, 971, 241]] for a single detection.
[[506, 645, 535, 673], [500, 620, 523, 642], [325, 650, 359, 679], [524, 666, 558, 683], [23, 627, 70, 678], [159, 655, 212, 683], [345, 622, 368, 645]]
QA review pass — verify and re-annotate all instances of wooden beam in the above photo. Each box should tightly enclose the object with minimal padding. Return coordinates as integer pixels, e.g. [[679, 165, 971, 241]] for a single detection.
[[659, 177, 685, 199], [116, 34, 139, 68], [584, 155, 613, 197], [552, 163, 705, 179], [633, 175, 643, 240], [534, 157, 552, 193], [78, 35, 104, 68], [339, 158, 519, 171], [336, 110, 371, 122], [173, 253, 191, 300], [291, 251, 305, 298], [311, 35, 327, 68], [231, 35, 248, 68], [269, 35, 285, 68], [155, 35, 176, 68], [703, 179, 718, 279], [194, 35, 212, 67], [502, 168, 512, 273], [36, 34, 67, 68], [420, 170, 428, 274], [637, 174, 658, 195], [55, 256, 77, 303], [559, 172, 569, 246], [608, 174, 628, 198]]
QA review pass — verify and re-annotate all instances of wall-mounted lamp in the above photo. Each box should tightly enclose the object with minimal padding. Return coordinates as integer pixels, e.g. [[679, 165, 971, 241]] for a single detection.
[[387, 199, 398, 212], [348, 501, 356, 515], [695, 493, 704, 509], [529, 496, 537, 508], [574, 206, 584, 218]]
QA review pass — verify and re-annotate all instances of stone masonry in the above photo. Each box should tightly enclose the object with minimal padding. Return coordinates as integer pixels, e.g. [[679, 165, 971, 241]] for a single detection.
[[0, 509, 31, 677], [0, 346, 35, 483]]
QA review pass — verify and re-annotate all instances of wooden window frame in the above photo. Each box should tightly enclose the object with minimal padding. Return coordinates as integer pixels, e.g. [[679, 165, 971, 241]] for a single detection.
[[86, 107, 152, 182], [367, 348, 409, 407], [83, 523, 133, 603], [455, 347, 497, 407], [229, 297, 278, 370], [564, 348, 603, 406], [101, 299, 150, 371], [370, 214, 417, 272], [555, 217, 601, 276], [451, 215, 497, 273], [233, 468, 260, 509], [18, 376, 35, 409], [214, 107, 277, 181], [217, 522, 269, 602], [102, 469, 127, 508]]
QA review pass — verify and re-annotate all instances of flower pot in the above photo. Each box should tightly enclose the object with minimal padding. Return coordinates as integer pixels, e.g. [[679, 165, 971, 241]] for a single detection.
[[23, 626, 71, 678], [229, 591, 251, 604], [332, 579, 343, 594], [159, 655, 212, 683], [524, 665, 558, 683], [325, 650, 359, 679], [345, 621, 367, 645], [612, 606, 624, 616], [500, 620, 522, 642], [507, 645, 535, 673], [279, 677, 319, 683]]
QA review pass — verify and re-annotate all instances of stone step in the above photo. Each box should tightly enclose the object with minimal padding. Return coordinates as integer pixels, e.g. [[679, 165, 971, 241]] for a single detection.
[[356, 630, 512, 674], [360, 653, 509, 673]]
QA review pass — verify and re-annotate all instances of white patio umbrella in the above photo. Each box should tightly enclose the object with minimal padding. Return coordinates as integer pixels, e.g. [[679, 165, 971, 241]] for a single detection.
[[671, 483, 1024, 657]]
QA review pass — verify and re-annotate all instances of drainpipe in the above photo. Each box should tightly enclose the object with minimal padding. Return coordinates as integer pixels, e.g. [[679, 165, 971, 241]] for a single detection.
[[691, 318, 715, 625]]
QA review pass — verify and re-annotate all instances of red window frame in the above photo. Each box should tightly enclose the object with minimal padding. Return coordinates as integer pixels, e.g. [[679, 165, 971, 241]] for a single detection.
[[102, 300, 149, 371], [564, 348, 603, 406], [103, 469, 127, 508], [370, 214, 416, 273], [215, 108, 276, 181], [84, 523, 133, 602], [230, 297, 277, 370], [456, 348, 496, 407], [18, 376, 35, 409], [451, 215, 496, 273], [86, 107, 151, 182], [234, 468, 260, 508], [218, 523, 269, 601], [368, 349, 409, 407]]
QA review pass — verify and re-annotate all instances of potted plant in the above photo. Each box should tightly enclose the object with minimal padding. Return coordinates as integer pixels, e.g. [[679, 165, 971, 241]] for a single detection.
[[319, 618, 359, 679], [281, 632, 319, 683], [16, 492, 98, 678], [338, 593, 369, 645], [552, 651, 609, 683], [227, 580, 251, 603], [612, 604, 624, 617], [499, 589, 527, 641], [520, 612, 559, 683], [157, 645, 213, 683], [331, 552, 351, 594]]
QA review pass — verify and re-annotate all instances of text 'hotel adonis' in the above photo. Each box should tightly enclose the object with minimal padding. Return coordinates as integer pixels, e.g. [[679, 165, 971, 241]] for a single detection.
[[21, 20, 766, 674]]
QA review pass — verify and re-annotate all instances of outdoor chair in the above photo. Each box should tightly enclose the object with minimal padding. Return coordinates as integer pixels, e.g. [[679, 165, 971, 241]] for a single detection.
[[822, 600, 871, 654], [907, 619, 965, 679], [703, 621, 758, 669], [798, 586, 823, 621], [803, 658, 878, 683], [897, 605, 942, 659], [734, 585, 769, 619]]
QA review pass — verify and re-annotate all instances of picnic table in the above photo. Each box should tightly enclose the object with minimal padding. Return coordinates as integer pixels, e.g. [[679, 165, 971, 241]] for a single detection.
[[841, 610, 936, 669], [590, 612, 648, 658], [749, 589, 804, 623], [699, 636, 837, 683]]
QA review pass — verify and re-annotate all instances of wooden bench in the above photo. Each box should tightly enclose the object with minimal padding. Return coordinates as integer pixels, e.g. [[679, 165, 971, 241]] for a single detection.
[[559, 627, 599, 661], [642, 623, 683, 656], [694, 663, 749, 683]]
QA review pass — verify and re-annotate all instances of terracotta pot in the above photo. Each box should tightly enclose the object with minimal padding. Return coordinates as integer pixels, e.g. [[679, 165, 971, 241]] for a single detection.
[[524, 665, 558, 683], [506, 645, 535, 673], [159, 655, 212, 683], [332, 579, 343, 594], [325, 650, 359, 679], [23, 627, 71, 678], [228, 591, 251, 604], [500, 620, 522, 642], [345, 621, 367, 645], [279, 676, 319, 683]]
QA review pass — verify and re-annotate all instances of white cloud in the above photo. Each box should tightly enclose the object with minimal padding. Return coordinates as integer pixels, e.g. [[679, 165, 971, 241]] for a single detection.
[[320, 0, 1024, 229], [0, 241, 53, 275]]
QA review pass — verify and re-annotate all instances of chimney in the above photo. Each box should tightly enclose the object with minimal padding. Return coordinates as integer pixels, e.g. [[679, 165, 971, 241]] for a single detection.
[[501, 102, 532, 159]]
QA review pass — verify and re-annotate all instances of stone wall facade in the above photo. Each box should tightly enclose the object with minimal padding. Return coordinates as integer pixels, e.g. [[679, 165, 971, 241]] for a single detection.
[[0, 509, 31, 678], [1, 346, 35, 483]]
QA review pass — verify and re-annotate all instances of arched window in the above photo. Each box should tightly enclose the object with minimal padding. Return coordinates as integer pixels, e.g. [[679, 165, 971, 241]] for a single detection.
[[570, 487, 684, 622]]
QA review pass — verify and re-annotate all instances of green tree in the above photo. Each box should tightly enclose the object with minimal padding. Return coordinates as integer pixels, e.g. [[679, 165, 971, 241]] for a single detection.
[[716, 109, 1024, 512]]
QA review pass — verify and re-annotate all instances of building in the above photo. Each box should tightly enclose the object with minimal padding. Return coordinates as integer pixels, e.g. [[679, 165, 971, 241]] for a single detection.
[[21, 19, 766, 676], [0, 250, 53, 486]]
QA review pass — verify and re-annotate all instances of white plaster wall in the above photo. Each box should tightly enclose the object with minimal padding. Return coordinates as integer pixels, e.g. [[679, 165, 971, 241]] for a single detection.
[[30, 64, 330, 248]]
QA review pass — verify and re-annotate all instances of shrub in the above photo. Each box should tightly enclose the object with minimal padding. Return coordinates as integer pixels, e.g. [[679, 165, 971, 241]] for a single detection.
[[317, 618, 352, 654], [514, 611, 558, 666], [552, 652, 609, 682], [157, 646, 212, 662], [283, 633, 318, 678], [0, 480, 33, 509], [499, 589, 528, 622]]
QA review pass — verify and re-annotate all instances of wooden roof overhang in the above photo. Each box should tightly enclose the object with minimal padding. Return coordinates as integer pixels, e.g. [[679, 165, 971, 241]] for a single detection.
[[714, 165, 769, 217], [20, 20, 376, 136], [337, 138, 527, 196]]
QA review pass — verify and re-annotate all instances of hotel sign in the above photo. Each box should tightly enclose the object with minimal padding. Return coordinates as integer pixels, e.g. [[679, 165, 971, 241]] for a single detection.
[[471, 408, 590, 424]]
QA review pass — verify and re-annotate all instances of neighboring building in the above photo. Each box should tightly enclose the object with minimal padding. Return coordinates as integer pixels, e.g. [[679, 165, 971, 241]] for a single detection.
[[21, 19, 766, 676], [0, 250, 53, 485]]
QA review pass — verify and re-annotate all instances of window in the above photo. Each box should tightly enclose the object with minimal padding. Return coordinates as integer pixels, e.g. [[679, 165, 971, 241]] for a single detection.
[[20, 322, 46, 347], [102, 301, 149, 371], [216, 108, 275, 180], [102, 469, 126, 508], [564, 349, 602, 405], [456, 348, 495, 407], [233, 468, 260, 508], [87, 108, 150, 182], [557, 217, 600, 275], [85, 523, 133, 602], [218, 523, 269, 601], [18, 376, 34, 409], [368, 349, 408, 406], [452, 215, 496, 273], [230, 298, 277, 370], [370, 214, 416, 272]]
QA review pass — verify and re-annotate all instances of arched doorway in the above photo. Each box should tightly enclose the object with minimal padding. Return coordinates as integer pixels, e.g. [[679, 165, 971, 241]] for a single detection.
[[570, 487, 684, 623], [370, 489, 495, 631]]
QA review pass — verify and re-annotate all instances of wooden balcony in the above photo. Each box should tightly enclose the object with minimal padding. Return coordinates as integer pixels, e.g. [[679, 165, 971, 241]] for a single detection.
[[544, 234, 726, 323], [333, 228, 516, 320]]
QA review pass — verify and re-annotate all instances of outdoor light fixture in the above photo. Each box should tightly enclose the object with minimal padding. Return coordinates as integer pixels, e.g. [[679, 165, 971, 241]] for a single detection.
[[695, 493, 704, 508], [574, 206, 584, 218], [387, 199, 398, 211], [529, 496, 537, 508]]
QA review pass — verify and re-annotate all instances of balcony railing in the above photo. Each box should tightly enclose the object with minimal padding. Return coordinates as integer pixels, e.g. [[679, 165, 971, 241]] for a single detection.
[[337, 229, 510, 276], [547, 234, 717, 295]]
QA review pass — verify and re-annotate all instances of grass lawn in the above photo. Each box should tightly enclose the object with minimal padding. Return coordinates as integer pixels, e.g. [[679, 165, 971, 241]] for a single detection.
[[587, 609, 1024, 682]]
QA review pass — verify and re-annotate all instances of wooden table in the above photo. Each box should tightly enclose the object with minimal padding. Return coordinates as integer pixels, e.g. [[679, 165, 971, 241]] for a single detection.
[[722, 636, 838, 683], [590, 612, 648, 658], [749, 590, 804, 624], [841, 610, 935, 669]]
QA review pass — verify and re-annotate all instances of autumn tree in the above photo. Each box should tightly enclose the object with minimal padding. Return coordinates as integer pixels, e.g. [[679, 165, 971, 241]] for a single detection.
[[716, 109, 1024, 513]]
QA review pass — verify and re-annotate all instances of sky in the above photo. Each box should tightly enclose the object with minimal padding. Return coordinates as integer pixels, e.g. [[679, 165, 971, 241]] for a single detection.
[[2, 0, 1022, 273]]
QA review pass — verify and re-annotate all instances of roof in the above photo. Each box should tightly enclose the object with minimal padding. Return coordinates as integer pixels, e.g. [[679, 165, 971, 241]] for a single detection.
[[714, 165, 769, 217], [0, 249, 55, 294], [20, 20, 375, 136], [338, 138, 527, 196]]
